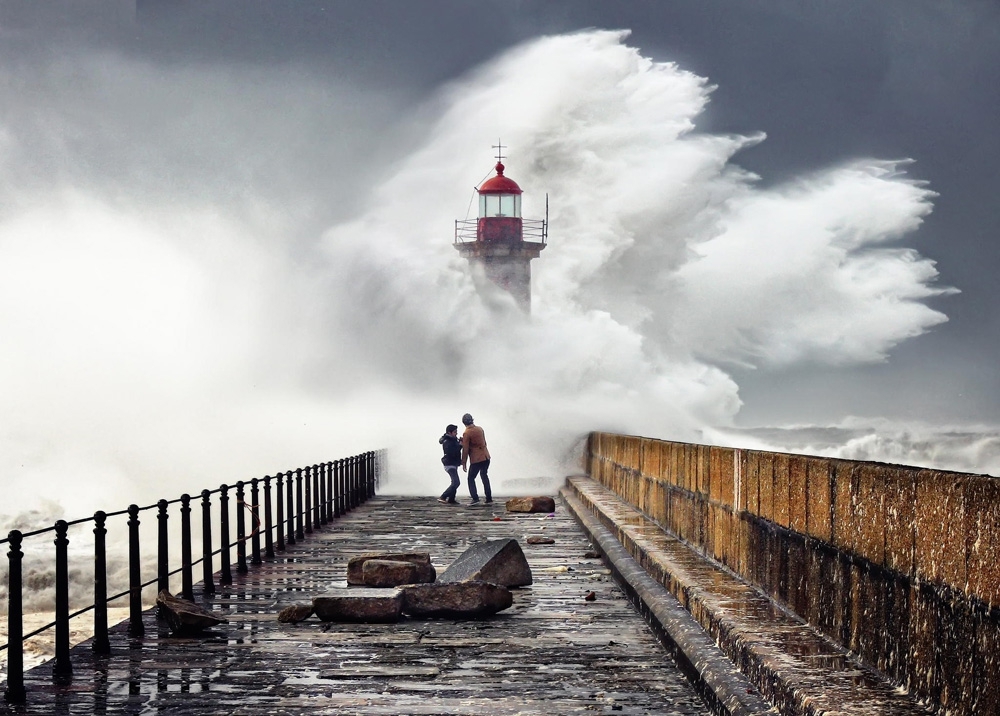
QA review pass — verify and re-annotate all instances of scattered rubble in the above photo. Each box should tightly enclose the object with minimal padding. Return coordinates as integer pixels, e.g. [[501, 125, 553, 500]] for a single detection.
[[526, 536, 555, 545], [302, 539, 533, 624], [346, 551, 436, 585], [401, 581, 513, 618], [361, 558, 419, 587], [313, 588, 404, 623], [505, 496, 556, 513], [156, 590, 227, 635], [277, 604, 314, 623], [438, 538, 533, 587]]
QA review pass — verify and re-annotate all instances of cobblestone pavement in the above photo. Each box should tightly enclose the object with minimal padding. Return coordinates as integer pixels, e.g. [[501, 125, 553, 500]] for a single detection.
[[4, 496, 714, 715]]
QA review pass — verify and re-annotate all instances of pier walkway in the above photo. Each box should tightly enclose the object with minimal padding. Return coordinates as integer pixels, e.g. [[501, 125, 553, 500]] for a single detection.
[[3, 496, 719, 715]]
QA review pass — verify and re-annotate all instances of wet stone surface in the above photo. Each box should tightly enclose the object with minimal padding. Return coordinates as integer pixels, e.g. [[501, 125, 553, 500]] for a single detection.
[[3, 497, 714, 715]]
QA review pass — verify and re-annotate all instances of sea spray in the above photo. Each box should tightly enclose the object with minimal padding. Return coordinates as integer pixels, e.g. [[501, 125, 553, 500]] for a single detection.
[[0, 29, 982, 531]]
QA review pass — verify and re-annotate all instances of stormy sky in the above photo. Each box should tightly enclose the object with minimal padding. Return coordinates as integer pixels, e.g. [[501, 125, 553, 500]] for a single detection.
[[2, 0, 1000, 515]]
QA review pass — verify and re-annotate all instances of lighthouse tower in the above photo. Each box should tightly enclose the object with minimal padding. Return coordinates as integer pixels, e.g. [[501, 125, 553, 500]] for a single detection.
[[454, 146, 547, 311]]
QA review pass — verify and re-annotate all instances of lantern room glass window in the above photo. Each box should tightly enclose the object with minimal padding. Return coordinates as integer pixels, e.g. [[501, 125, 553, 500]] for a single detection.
[[479, 193, 521, 218]]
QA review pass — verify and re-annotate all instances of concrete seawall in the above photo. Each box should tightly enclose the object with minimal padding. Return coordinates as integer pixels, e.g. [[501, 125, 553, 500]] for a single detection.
[[584, 431, 1000, 715]]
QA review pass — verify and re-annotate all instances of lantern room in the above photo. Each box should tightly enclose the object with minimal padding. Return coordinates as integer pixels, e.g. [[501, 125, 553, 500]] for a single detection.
[[478, 162, 522, 218], [476, 161, 523, 243]]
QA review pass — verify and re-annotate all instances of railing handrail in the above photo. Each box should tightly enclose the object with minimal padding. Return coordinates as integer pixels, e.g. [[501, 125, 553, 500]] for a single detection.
[[0, 487, 245, 546], [1, 448, 386, 704]]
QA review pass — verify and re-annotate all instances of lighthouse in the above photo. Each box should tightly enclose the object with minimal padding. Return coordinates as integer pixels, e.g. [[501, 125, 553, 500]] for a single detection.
[[454, 146, 547, 311]]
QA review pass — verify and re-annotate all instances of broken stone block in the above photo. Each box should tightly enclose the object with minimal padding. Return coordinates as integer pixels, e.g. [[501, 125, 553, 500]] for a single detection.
[[313, 588, 403, 623], [438, 538, 532, 587], [361, 558, 419, 587], [277, 604, 314, 623], [505, 496, 556, 513], [156, 590, 227, 635], [401, 581, 513, 618], [346, 552, 436, 585], [526, 536, 555, 545]]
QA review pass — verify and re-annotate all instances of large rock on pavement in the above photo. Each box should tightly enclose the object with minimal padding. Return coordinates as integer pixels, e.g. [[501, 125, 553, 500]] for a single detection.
[[347, 552, 436, 585], [438, 538, 532, 587], [313, 588, 403, 623], [401, 581, 513, 618], [505, 496, 556, 513], [361, 559, 419, 587], [156, 590, 227, 635]]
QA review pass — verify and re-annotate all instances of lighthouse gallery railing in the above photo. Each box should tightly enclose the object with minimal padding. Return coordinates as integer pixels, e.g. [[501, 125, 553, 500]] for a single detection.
[[1, 449, 385, 705], [454, 217, 547, 244]]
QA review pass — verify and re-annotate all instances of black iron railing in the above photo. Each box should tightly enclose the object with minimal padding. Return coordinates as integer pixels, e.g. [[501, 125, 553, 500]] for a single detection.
[[1, 449, 386, 704]]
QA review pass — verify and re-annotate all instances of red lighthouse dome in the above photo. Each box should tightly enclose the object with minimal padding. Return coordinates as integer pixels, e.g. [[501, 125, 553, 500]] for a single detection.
[[478, 162, 523, 195]]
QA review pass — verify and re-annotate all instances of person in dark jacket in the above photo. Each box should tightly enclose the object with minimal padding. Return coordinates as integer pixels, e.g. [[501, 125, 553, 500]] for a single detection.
[[437, 424, 463, 505]]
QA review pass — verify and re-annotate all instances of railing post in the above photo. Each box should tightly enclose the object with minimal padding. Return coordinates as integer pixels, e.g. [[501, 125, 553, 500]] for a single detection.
[[295, 468, 305, 541], [338, 458, 347, 516], [333, 459, 341, 518], [359, 454, 364, 504], [220, 485, 232, 585], [128, 505, 144, 637], [344, 456, 351, 512], [344, 457, 351, 511], [157, 500, 169, 595], [319, 463, 327, 524], [5, 529, 25, 704], [354, 455, 361, 508], [276, 472, 286, 551], [54, 519, 72, 678], [340, 458, 346, 510], [363, 453, 370, 500], [313, 464, 321, 526], [93, 511, 110, 655], [325, 461, 334, 521], [304, 466, 313, 534], [251, 478, 262, 566], [235, 481, 248, 574], [180, 495, 194, 600], [201, 490, 215, 595], [264, 475, 275, 558], [285, 470, 295, 545], [351, 455, 359, 509]]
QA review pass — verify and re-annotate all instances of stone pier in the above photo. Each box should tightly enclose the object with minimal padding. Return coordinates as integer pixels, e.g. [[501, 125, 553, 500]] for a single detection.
[[1, 496, 723, 715]]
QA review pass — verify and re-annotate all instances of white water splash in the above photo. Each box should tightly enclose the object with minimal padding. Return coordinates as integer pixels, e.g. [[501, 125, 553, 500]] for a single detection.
[[318, 30, 960, 486]]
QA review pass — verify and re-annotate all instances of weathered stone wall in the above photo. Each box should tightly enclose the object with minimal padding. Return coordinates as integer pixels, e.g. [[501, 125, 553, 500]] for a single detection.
[[585, 431, 1000, 716]]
